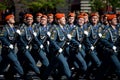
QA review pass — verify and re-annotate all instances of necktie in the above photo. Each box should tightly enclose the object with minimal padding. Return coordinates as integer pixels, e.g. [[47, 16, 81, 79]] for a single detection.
[[11, 27, 15, 33], [28, 27, 33, 33]]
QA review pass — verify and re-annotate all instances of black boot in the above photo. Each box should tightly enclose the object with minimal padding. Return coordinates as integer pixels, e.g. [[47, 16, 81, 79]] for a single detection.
[[4, 72, 15, 80]]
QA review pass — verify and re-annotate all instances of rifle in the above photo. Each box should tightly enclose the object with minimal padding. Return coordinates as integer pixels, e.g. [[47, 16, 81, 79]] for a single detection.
[[88, 37, 100, 54], [37, 26, 54, 52], [88, 26, 108, 54], [112, 36, 120, 53], [15, 24, 35, 53], [115, 36, 120, 47], [55, 26, 77, 57], [56, 39, 68, 57], [22, 35, 33, 53], [104, 47, 119, 55]]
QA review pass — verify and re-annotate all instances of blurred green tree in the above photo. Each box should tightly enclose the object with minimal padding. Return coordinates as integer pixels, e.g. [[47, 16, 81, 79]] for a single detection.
[[108, 0, 120, 11], [90, 0, 106, 12], [90, 0, 120, 13], [21, 0, 66, 13], [0, 0, 11, 10]]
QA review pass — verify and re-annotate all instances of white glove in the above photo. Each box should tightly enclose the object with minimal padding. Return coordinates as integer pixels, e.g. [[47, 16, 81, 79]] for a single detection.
[[113, 46, 117, 52], [33, 32, 37, 37], [79, 44, 82, 49], [16, 29, 21, 35], [90, 46, 94, 51], [9, 44, 13, 49], [67, 42, 70, 45], [47, 31, 51, 37], [47, 41, 50, 46], [26, 45, 29, 49], [67, 34, 72, 40], [98, 33, 102, 38], [58, 48, 63, 53], [84, 31, 88, 36], [40, 44, 44, 49]]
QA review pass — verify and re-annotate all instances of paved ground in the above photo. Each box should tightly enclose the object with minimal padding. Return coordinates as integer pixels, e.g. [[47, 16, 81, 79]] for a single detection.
[[0, 71, 119, 80], [0, 46, 119, 80]]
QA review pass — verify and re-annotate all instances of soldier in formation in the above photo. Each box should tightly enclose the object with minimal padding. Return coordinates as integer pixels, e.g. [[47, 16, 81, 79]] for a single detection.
[[0, 11, 120, 80]]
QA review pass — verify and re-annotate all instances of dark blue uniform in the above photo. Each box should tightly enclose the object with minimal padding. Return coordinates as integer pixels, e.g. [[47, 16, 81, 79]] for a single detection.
[[65, 24, 88, 79], [41, 24, 73, 80], [30, 23, 50, 73], [66, 24, 88, 72], [85, 23, 102, 67], [0, 27, 10, 63], [95, 25, 120, 80], [17, 24, 40, 76], [0, 24, 24, 78]]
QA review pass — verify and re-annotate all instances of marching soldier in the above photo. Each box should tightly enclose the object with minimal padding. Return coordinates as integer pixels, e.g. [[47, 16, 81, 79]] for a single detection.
[[47, 13, 55, 26], [0, 24, 12, 63], [46, 13, 55, 59], [85, 12, 102, 67], [65, 12, 76, 57], [102, 14, 109, 26], [80, 12, 90, 30], [31, 15, 50, 74], [66, 12, 76, 27], [41, 13, 74, 80], [68, 14, 88, 79], [83, 12, 103, 79], [18, 13, 30, 30], [95, 14, 120, 80], [0, 14, 24, 79], [35, 12, 42, 24], [16, 14, 41, 78]]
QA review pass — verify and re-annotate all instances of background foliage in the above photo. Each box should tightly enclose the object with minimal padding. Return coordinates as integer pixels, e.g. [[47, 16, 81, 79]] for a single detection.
[[90, 0, 120, 13], [20, 0, 66, 13]]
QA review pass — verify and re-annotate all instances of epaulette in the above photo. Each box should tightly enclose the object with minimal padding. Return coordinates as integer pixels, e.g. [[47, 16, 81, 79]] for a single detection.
[[74, 25, 78, 30], [20, 24, 26, 33], [87, 25, 91, 32], [118, 27, 120, 36], [52, 24, 57, 28], [65, 24, 69, 27], [50, 26, 57, 40], [98, 27, 102, 33], [32, 23, 37, 29], [101, 28, 109, 39], [98, 22, 102, 26], [33, 23, 37, 26], [50, 31, 56, 40], [100, 24, 105, 29], [0, 26, 6, 37]]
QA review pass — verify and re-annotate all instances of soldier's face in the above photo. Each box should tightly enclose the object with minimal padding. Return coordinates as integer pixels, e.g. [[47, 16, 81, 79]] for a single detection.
[[48, 16, 54, 23], [68, 17, 75, 24], [59, 17, 66, 25], [26, 17, 33, 25], [111, 18, 117, 26], [77, 18, 84, 26], [41, 17, 47, 25], [91, 16, 99, 24], [8, 17, 15, 24], [36, 16, 41, 23], [84, 16, 88, 23]]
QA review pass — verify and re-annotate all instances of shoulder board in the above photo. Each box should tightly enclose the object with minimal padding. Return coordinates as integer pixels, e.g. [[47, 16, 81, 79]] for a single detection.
[[88, 25, 91, 31], [101, 28, 109, 39], [0, 26, 6, 36]]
